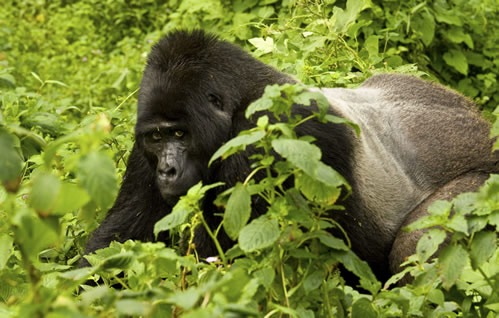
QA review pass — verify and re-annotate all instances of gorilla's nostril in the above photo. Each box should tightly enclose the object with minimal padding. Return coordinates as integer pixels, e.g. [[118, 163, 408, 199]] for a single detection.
[[159, 167, 177, 179], [166, 167, 176, 177]]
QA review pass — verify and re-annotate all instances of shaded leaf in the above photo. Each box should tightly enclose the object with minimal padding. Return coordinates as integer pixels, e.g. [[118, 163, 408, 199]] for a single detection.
[[0, 129, 23, 185], [469, 230, 496, 269], [223, 183, 252, 240], [78, 151, 118, 209]]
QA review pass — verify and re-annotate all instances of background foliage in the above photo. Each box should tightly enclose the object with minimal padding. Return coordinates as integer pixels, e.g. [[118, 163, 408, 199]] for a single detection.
[[0, 0, 498, 317]]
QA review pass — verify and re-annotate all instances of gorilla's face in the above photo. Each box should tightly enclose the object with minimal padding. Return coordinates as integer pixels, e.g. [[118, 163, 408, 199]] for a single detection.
[[139, 121, 201, 202], [136, 69, 234, 204]]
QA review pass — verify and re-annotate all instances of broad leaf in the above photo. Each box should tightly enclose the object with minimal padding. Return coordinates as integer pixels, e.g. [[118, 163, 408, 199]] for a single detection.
[[0, 129, 23, 185], [438, 244, 468, 289], [239, 216, 280, 252], [223, 183, 252, 240], [78, 151, 118, 209], [209, 130, 265, 165], [154, 201, 190, 237], [29, 172, 61, 215]]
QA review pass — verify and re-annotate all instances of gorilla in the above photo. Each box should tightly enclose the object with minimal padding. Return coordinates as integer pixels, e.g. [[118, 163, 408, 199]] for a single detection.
[[83, 30, 498, 282]]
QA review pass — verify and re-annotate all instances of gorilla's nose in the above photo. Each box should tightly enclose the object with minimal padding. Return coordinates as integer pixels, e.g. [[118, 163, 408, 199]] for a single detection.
[[158, 166, 177, 181]]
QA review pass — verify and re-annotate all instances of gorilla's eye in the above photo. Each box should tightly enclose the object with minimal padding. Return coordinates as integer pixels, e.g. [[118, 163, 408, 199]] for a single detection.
[[174, 130, 185, 138], [151, 131, 162, 141], [208, 94, 222, 110]]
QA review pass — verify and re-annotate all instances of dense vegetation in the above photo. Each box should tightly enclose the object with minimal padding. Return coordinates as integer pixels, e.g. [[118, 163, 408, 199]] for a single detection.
[[0, 0, 498, 317]]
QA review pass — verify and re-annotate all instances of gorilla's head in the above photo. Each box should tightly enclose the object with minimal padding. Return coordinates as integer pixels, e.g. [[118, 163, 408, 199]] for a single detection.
[[134, 30, 293, 202]]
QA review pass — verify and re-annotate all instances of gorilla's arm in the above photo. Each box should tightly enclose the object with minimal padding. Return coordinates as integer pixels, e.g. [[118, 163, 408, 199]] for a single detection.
[[83, 144, 171, 261]]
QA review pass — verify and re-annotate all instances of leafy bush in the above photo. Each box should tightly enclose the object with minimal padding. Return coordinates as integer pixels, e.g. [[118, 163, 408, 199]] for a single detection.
[[0, 0, 497, 317]]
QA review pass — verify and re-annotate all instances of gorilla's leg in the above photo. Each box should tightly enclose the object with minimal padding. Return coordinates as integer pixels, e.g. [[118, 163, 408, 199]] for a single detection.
[[389, 171, 490, 283]]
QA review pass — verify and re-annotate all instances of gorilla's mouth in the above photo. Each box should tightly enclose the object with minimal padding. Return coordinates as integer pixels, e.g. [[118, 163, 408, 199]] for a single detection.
[[156, 172, 202, 203]]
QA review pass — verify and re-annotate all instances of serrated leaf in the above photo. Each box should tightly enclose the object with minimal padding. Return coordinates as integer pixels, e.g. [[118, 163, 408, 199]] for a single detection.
[[98, 252, 135, 270], [273, 138, 348, 189], [416, 228, 447, 263], [272, 139, 321, 175], [296, 173, 341, 205], [223, 183, 251, 240], [209, 130, 265, 165], [245, 84, 283, 118], [331, 0, 372, 34], [438, 244, 468, 289], [239, 216, 280, 252], [333, 250, 380, 294], [167, 287, 201, 310], [78, 151, 118, 209], [351, 297, 377, 318], [154, 202, 190, 237], [318, 231, 349, 251], [469, 230, 496, 269], [248, 37, 274, 56]]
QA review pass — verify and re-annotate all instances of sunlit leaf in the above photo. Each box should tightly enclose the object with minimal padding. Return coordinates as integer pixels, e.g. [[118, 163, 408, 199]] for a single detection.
[[239, 216, 280, 252], [438, 245, 468, 289]]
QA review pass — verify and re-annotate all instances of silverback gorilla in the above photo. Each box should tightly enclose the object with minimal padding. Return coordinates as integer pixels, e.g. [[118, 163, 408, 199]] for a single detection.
[[84, 30, 498, 282]]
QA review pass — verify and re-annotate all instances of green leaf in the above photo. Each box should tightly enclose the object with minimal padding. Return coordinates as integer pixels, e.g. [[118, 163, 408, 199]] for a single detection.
[[98, 252, 135, 270], [154, 201, 190, 237], [351, 297, 377, 318], [323, 114, 361, 136], [273, 139, 347, 189], [443, 49, 468, 75], [412, 11, 435, 46], [333, 250, 380, 294], [115, 300, 152, 316], [445, 27, 474, 48], [13, 211, 59, 261], [167, 287, 201, 310], [318, 231, 349, 251], [331, 0, 372, 34], [78, 151, 118, 209], [223, 183, 252, 240], [272, 139, 320, 174], [0, 129, 23, 185], [245, 84, 283, 117], [239, 216, 280, 252], [438, 244, 468, 289], [248, 37, 274, 56], [427, 288, 445, 306], [296, 172, 341, 205], [209, 130, 265, 165], [0, 234, 13, 270], [416, 228, 447, 264], [52, 183, 91, 215], [469, 230, 496, 269], [29, 172, 62, 215], [303, 270, 325, 294]]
